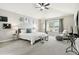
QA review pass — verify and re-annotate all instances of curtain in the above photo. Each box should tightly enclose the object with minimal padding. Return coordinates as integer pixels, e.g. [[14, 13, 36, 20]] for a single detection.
[[45, 20, 48, 33], [76, 12, 79, 34], [73, 11, 79, 34], [59, 19, 63, 33]]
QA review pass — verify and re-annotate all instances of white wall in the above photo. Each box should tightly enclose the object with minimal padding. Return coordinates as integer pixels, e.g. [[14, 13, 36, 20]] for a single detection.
[[19, 16, 38, 32], [0, 9, 22, 42], [0, 9, 22, 28], [0, 9, 38, 42], [38, 15, 74, 34], [38, 19, 45, 32], [62, 15, 74, 32]]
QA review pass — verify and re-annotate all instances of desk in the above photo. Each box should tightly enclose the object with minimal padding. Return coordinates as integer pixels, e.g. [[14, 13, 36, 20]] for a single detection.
[[75, 38, 79, 52], [66, 35, 79, 55]]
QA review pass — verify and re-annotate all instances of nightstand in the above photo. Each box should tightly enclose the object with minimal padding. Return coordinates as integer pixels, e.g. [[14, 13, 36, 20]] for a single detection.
[[12, 34, 18, 40]]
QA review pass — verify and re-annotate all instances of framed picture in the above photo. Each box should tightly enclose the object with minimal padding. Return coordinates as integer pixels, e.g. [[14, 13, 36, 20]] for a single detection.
[[19, 17, 24, 22], [3, 23, 11, 29]]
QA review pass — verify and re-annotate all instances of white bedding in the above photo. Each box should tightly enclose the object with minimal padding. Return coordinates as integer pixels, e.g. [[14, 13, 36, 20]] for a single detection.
[[19, 32, 48, 45]]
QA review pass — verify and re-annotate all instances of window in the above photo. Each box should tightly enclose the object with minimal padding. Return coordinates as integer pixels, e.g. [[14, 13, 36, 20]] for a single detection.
[[46, 19, 59, 33]]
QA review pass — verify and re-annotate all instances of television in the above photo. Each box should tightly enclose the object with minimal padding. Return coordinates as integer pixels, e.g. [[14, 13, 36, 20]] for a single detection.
[[0, 16, 8, 22], [3, 23, 11, 29]]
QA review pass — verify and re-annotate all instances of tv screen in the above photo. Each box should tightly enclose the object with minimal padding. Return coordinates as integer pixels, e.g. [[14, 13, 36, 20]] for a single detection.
[[3, 23, 11, 29], [0, 16, 8, 22]]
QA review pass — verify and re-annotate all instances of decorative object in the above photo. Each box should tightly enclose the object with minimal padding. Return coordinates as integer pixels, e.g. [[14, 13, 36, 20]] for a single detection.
[[0, 16, 8, 22], [3, 23, 11, 29]]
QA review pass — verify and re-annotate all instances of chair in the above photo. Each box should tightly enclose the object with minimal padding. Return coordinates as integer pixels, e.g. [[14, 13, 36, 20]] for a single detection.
[[56, 30, 68, 41]]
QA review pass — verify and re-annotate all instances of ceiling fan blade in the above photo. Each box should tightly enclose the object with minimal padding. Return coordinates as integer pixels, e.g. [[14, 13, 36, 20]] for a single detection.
[[36, 3, 41, 7], [39, 3, 44, 6], [38, 3, 41, 5], [45, 7, 49, 9], [42, 3, 44, 6], [45, 3, 50, 6]]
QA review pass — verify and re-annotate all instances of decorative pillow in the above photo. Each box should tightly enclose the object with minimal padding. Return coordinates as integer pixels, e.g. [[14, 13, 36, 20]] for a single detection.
[[26, 28, 32, 33]]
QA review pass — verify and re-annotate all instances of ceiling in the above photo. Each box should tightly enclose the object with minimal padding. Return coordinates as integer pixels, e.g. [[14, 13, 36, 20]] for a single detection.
[[0, 3, 79, 19]]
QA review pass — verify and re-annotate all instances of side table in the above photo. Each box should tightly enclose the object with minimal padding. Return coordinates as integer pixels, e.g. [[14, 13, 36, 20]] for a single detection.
[[12, 34, 18, 40]]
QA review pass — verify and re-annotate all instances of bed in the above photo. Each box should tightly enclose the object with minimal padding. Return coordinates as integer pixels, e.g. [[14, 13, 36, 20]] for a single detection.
[[19, 32, 48, 45]]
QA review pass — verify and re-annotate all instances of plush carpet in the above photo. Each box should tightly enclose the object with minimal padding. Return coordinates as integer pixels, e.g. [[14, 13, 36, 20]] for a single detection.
[[0, 36, 76, 55]]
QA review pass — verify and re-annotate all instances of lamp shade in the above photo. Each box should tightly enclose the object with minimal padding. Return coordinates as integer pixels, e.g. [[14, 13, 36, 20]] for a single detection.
[[73, 26, 78, 34]]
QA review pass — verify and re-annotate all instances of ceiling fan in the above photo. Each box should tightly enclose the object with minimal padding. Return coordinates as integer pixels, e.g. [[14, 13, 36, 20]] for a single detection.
[[35, 3, 50, 11]]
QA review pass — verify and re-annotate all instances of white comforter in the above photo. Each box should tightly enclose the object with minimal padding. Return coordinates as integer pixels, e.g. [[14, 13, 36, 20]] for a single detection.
[[19, 32, 48, 45]]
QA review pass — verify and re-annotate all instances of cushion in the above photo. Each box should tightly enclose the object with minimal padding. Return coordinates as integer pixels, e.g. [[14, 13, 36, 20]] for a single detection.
[[56, 36, 63, 41], [26, 28, 32, 33]]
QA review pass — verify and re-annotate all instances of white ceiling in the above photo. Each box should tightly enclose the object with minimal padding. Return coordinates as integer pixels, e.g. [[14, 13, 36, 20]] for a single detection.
[[0, 3, 79, 19]]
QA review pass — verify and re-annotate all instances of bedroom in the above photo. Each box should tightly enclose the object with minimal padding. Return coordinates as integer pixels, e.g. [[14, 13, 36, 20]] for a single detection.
[[0, 3, 79, 55]]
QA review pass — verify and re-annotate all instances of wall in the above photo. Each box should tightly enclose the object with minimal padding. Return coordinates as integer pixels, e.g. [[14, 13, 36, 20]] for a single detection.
[[0, 8, 75, 42], [38, 14, 74, 33], [0, 9, 22, 29], [62, 15, 74, 32], [0, 9, 38, 42], [18, 16, 38, 32], [38, 19, 45, 32], [0, 9, 22, 42]]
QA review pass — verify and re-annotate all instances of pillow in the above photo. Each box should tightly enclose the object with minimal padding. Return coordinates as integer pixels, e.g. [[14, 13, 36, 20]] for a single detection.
[[32, 29, 37, 33], [21, 29, 26, 33], [26, 28, 32, 33]]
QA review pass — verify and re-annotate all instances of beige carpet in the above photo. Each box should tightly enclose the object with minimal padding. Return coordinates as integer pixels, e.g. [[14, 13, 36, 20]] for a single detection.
[[0, 36, 75, 55]]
